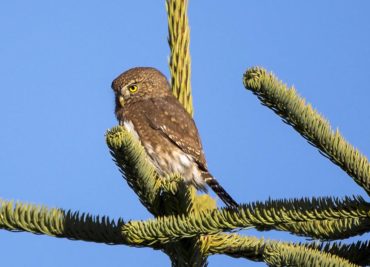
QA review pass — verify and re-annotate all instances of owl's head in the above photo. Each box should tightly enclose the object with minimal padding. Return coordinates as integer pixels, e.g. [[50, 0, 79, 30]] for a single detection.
[[111, 67, 171, 108]]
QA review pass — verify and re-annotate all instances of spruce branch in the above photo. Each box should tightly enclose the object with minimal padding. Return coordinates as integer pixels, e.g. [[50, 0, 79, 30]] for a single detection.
[[202, 234, 359, 267], [243, 67, 370, 196], [166, 0, 193, 116], [122, 196, 370, 246]]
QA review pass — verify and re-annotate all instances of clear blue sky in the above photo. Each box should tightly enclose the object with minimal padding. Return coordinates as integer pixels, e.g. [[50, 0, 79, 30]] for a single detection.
[[1, 1, 369, 266]]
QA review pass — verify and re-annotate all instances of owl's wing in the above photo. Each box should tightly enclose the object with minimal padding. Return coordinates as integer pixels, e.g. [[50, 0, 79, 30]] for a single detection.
[[143, 96, 208, 170]]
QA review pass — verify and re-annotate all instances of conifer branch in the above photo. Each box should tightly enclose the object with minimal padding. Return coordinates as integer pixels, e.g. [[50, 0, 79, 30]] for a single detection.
[[122, 196, 370, 245], [159, 177, 216, 266], [106, 125, 213, 265], [243, 67, 370, 196], [106, 126, 162, 214], [305, 240, 370, 266], [160, 175, 217, 214], [0, 199, 133, 246], [1, 197, 366, 266], [202, 234, 359, 267], [2, 0, 368, 265], [200, 233, 264, 261], [0, 199, 64, 235], [106, 126, 216, 217], [166, 0, 193, 116], [277, 217, 369, 240], [146, 1, 205, 264]]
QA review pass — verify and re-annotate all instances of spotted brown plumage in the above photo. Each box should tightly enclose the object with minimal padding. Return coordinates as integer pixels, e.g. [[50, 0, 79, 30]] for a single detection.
[[111, 67, 238, 208]]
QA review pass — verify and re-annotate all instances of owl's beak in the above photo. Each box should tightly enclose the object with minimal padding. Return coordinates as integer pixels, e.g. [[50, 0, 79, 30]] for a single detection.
[[118, 95, 125, 107]]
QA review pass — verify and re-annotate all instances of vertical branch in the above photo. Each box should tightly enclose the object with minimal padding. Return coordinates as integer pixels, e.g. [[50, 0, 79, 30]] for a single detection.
[[166, 0, 193, 116], [165, 0, 209, 265]]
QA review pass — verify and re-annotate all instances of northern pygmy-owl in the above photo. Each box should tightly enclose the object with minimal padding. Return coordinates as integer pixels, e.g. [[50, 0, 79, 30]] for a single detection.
[[111, 67, 237, 208]]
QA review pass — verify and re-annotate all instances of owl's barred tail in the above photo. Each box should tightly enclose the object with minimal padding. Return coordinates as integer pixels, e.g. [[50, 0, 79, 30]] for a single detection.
[[203, 173, 238, 208]]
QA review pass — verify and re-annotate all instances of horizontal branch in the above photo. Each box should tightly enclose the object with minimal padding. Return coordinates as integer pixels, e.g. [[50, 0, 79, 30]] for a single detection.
[[277, 217, 369, 240], [202, 234, 359, 267], [243, 67, 370, 196], [0, 199, 145, 247], [1, 196, 368, 264], [122, 196, 370, 245], [306, 240, 370, 266], [0, 196, 213, 249]]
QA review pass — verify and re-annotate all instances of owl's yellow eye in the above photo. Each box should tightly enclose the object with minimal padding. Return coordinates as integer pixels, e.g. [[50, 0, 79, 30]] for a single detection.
[[128, 84, 138, 93]]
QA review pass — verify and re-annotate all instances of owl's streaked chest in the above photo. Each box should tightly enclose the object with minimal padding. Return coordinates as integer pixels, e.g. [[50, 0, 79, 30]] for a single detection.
[[121, 118, 205, 189]]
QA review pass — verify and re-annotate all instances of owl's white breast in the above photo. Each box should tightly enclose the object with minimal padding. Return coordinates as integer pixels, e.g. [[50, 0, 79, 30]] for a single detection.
[[122, 120, 140, 140]]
